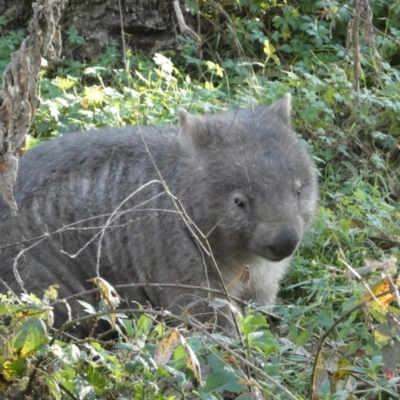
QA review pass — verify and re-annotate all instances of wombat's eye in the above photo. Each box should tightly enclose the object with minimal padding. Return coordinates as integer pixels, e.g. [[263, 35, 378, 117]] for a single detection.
[[294, 180, 302, 198], [234, 197, 246, 208]]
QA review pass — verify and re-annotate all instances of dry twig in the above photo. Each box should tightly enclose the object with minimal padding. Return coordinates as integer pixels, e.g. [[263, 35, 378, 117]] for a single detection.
[[173, 0, 201, 44]]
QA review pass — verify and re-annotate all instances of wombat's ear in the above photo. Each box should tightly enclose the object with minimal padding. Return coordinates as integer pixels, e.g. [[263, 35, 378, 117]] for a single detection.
[[178, 108, 198, 152], [269, 93, 291, 126], [178, 108, 193, 128]]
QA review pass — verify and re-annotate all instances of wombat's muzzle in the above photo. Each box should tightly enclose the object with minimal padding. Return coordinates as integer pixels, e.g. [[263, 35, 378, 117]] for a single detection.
[[264, 226, 300, 261]]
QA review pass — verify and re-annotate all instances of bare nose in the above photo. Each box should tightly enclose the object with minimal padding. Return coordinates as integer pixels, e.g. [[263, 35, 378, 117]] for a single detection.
[[265, 226, 299, 261]]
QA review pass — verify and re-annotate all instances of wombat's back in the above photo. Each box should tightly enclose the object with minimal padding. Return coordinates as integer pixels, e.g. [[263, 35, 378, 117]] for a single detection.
[[0, 125, 184, 312]]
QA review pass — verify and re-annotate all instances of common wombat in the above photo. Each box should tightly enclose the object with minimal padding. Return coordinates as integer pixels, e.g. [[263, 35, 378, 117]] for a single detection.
[[0, 94, 318, 334]]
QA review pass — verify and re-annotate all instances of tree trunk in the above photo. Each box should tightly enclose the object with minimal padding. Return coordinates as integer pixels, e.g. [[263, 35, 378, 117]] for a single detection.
[[0, 0, 189, 60]]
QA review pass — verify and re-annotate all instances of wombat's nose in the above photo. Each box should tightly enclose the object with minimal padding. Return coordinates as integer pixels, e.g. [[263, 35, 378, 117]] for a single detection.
[[265, 227, 299, 261]]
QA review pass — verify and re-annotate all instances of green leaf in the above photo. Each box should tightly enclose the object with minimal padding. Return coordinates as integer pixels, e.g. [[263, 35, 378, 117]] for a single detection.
[[66, 27, 85, 45], [74, 375, 96, 400], [296, 328, 312, 348], [241, 312, 269, 334], [125, 355, 148, 373], [13, 318, 48, 357], [2, 357, 28, 381], [84, 363, 107, 393], [0, 15, 8, 27], [77, 300, 97, 315], [207, 353, 226, 373], [263, 39, 280, 65], [136, 314, 153, 337], [201, 370, 245, 394], [205, 61, 224, 78], [0, 300, 18, 317], [43, 371, 61, 400], [163, 365, 187, 388], [113, 342, 140, 352]]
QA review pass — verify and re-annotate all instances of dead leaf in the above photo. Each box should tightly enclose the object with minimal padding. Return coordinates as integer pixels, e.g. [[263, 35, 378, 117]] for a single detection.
[[332, 357, 352, 381], [89, 277, 121, 323], [89, 277, 121, 309], [154, 329, 204, 385], [381, 342, 400, 380], [182, 338, 203, 386], [362, 276, 400, 315], [154, 329, 181, 366], [226, 265, 251, 289]]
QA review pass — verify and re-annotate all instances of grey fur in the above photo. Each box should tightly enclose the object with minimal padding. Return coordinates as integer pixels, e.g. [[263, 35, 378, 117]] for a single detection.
[[0, 94, 318, 333]]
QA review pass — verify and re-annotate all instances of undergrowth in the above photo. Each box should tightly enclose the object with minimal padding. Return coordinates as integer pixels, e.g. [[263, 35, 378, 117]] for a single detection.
[[0, 0, 400, 399]]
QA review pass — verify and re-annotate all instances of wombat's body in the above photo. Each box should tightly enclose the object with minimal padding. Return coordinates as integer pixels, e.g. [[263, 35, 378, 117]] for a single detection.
[[0, 94, 318, 333]]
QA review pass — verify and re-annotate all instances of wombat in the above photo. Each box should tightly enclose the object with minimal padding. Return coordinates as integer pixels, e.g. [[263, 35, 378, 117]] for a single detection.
[[0, 94, 318, 334]]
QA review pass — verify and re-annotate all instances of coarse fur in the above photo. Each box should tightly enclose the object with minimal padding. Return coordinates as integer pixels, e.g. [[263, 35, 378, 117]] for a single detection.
[[0, 94, 318, 334]]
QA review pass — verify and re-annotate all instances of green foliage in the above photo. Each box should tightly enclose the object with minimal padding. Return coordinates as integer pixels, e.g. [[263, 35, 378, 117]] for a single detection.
[[1, 0, 400, 398], [65, 27, 85, 45], [2, 283, 399, 399]]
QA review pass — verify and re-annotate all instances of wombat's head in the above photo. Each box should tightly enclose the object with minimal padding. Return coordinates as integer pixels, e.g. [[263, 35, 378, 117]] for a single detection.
[[178, 94, 318, 263]]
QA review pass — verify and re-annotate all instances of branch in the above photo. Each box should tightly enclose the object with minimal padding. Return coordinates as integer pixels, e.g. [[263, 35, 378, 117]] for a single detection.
[[173, 0, 201, 44]]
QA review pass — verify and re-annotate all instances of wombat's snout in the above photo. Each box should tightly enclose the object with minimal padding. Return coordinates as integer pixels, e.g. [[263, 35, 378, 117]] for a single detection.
[[265, 226, 299, 261]]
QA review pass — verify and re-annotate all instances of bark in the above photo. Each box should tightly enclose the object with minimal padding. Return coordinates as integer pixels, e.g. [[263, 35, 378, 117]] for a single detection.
[[0, 0, 189, 60]]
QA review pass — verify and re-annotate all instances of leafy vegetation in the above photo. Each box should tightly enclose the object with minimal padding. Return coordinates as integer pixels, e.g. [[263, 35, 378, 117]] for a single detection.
[[1, 0, 400, 399]]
